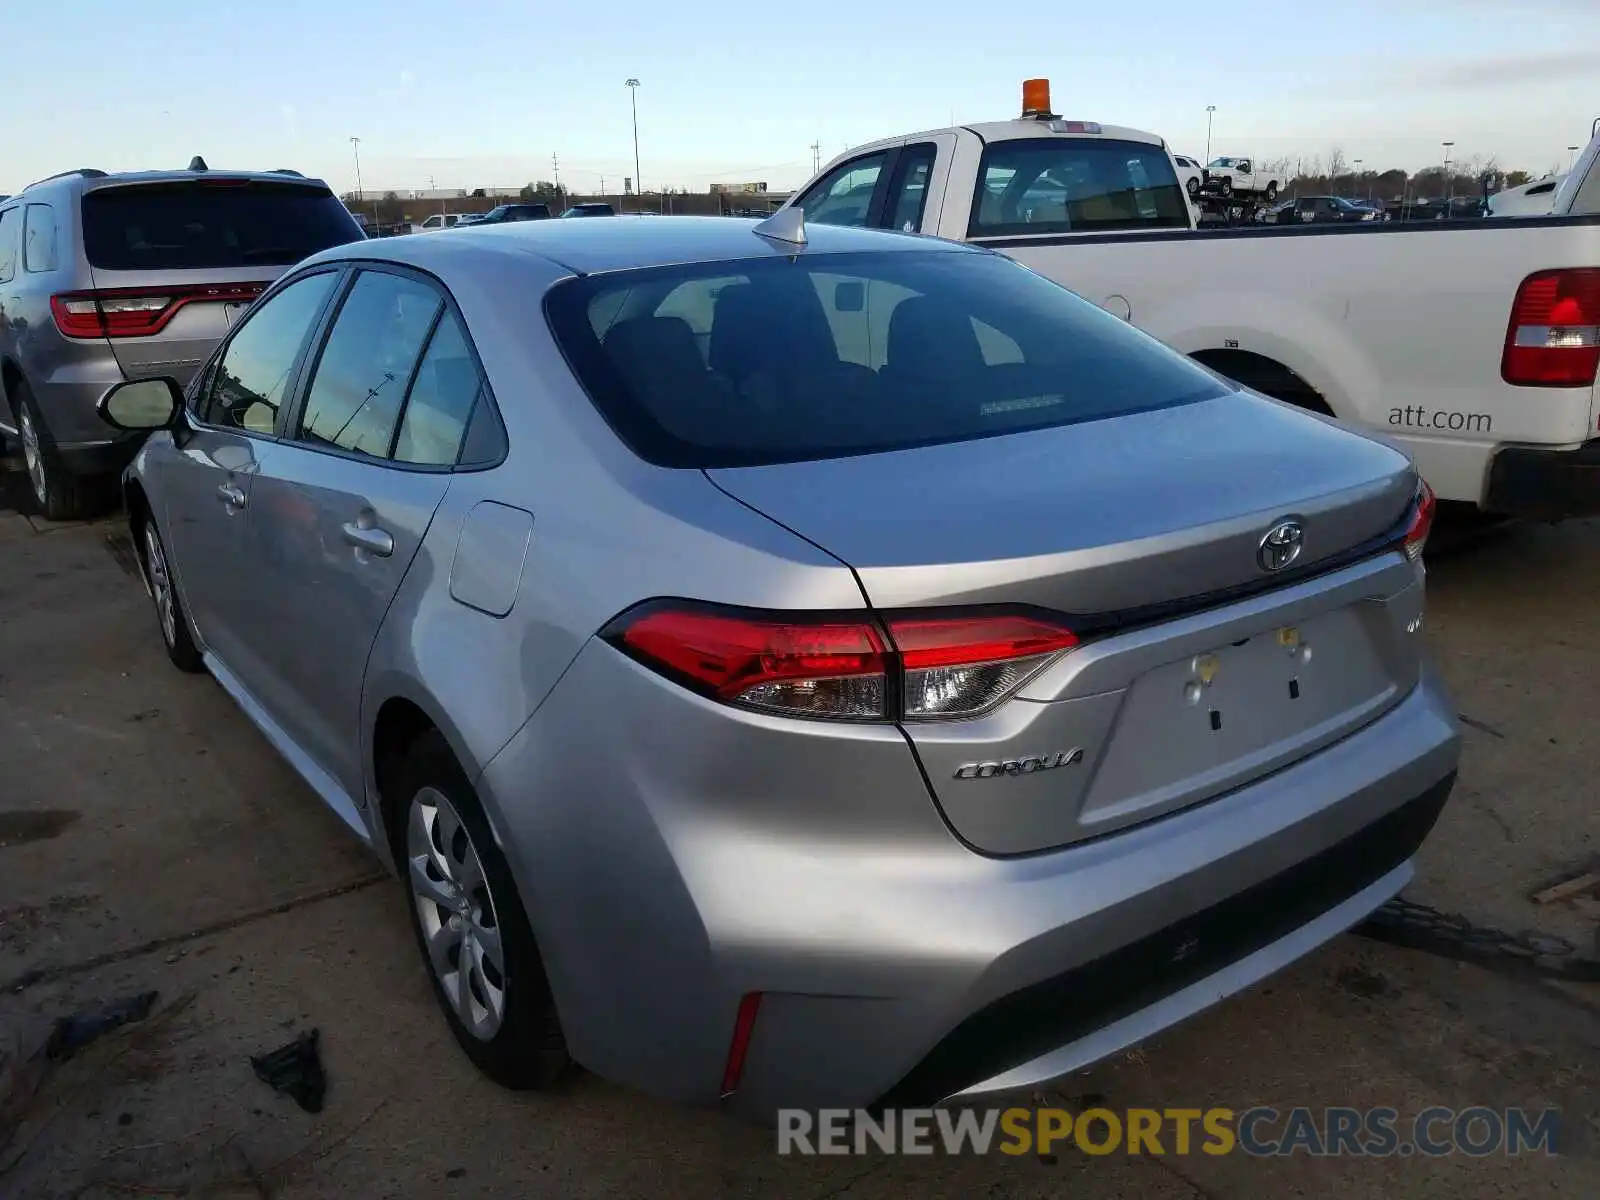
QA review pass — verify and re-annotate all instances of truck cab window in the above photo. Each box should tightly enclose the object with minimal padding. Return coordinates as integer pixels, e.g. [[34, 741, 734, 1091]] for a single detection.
[[796, 154, 887, 227], [969, 139, 1188, 237]]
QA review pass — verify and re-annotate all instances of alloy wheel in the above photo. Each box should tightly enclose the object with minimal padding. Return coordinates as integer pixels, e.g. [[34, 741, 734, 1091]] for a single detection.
[[18, 406, 46, 506], [407, 786, 507, 1040], [143, 524, 177, 648]]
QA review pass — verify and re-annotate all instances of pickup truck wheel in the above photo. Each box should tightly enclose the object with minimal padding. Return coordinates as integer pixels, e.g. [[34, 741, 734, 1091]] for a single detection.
[[1219, 178, 1233, 198], [1186, 177, 1200, 197], [12, 380, 102, 522], [1265, 181, 1279, 201]]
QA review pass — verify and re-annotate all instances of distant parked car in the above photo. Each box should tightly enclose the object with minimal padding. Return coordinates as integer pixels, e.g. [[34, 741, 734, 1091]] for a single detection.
[[469, 203, 552, 224], [1268, 195, 1382, 225], [0, 160, 363, 518], [413, 213, 472, 233], [1171, 154, 1204, 197], [560, 203, 616, 217], [104, 214, 1455, 1117]]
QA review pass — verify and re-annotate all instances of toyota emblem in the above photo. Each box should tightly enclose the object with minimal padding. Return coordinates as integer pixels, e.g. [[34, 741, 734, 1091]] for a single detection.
[[1257, 519, 1304, 572]]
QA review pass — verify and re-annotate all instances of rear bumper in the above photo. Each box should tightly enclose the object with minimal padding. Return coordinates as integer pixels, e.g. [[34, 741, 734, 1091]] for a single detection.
[[23, 353, 141, 471], [1483, 439, 1600, 519], [480, 642, 1460, 1118]]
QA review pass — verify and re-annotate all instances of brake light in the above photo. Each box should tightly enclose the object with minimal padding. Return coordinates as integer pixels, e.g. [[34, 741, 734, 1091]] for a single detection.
[[607, 604, 1077, 721], [50, 282, 267, 339], [1401, 480, 1436, 561], [1502, 268, 1600, 387]]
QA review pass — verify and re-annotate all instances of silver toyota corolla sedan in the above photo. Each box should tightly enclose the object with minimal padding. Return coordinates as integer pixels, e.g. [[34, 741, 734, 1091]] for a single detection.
[[102, 214, 1459, 1117]]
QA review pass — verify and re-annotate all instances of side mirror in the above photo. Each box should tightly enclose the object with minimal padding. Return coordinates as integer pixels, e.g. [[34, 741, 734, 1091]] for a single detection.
[[834, 281, 866, 313], [98, 377, 183, 431]]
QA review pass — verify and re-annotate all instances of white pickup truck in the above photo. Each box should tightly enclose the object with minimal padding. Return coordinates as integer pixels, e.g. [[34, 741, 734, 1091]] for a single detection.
[[1203, 156, 1285, 199], [779, 84, 1600, 518]]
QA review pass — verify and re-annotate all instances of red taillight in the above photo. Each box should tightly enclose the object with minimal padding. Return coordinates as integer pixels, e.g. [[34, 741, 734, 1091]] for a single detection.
[[50, 282, 267, 340], [1502, 268, 1600, 387], [887, 615, 1079, 718], [608, 604, 1077, 721], [617, 608, 889, 718], [1401, 480, 1436, 561], [720, 991, 763, 1098]]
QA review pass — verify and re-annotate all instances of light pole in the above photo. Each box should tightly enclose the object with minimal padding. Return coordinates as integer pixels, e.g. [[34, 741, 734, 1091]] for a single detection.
[[626, 78, 642, 205], [1441, 141, 1454, 210], [1353, 158, 1363, 201], [1204, 105, 1216, 163], [349, 137, 366, 219]]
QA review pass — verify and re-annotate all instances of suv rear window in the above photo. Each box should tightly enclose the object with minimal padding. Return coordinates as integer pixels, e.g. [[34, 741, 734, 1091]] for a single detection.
[[82, 181, 363, 271], [544, 249, 1227, 468], [969, 138, 1189, 237]]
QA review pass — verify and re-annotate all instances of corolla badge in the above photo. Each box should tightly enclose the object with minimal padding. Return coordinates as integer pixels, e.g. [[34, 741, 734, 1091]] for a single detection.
[[953, 748, 1084, 780], [1257, 519, 1304, 573]]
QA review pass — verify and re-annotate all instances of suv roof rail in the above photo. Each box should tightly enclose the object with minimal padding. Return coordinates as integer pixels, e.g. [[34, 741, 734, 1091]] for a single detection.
[[23, 167, 108, 191]]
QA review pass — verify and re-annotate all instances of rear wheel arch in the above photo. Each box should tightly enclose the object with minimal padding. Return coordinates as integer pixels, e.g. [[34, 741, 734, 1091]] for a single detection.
[[372, 695, 447, 869], [1, 357, 23, 422], [1189, 348, 1335, 417]]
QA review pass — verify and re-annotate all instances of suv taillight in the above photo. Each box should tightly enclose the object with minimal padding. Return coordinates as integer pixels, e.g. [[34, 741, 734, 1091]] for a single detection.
[[50, 282, 267, 339], [1502, 268, 1600, 387], [605, 604, 1078, 722]]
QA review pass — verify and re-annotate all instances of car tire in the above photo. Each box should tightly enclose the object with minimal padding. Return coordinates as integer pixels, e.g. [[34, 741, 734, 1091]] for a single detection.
[[1265, 181, 1279, 201], [138, 513, 205, 673], [396, 730, 572, 1090], [1219, 178, 1233, 198], [1185, 177, 1200, 197], [11, 379, 102, 522]]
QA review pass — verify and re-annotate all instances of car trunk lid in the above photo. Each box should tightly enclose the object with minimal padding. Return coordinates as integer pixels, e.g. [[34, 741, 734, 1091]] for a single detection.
[[709, 393, 1425, 853]]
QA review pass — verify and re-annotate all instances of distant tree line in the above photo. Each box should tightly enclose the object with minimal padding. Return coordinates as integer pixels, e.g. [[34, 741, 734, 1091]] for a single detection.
[[1267, 147, 1546, 203]]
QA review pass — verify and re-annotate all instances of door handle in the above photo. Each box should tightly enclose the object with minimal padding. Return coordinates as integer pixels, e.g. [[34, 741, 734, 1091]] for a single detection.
[[216, 482, 247, 509], [341, 521, 394, 557]]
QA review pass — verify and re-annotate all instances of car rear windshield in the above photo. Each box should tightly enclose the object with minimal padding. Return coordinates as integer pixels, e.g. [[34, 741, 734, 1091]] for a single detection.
[[968, 138, 1189, 237], [82, 181, 363, 271], [544, 249, 1228, 468]]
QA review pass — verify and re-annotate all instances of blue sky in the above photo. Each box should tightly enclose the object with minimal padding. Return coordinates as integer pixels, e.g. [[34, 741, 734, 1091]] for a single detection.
[[4, 0, 1595, 196]]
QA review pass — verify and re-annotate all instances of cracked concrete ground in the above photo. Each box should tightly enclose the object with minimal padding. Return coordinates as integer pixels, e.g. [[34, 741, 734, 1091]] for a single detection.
[[0, 466, 1595, 1198]]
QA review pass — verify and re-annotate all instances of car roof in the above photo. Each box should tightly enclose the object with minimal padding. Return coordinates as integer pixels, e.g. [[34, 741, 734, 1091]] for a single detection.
[[305, 214, 974, 277]]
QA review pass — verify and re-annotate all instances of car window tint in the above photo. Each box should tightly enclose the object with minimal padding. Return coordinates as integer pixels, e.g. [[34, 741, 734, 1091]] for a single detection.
[[394, 311, 482, 465], [547, 248, 1227, 468], [23, 204, 57, 272], [796, 154, 886, 227], [0, 209, 17, 283], [203, 271, 338, 433], [969, 139, 1188, 237], [298, 271, 441, 459], [81, 182, 359, 271], [885, 144, 937, 233]]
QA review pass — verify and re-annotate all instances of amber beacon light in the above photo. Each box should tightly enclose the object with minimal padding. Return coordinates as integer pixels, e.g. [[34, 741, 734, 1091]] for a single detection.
[[1022, 78, 1056, 119]]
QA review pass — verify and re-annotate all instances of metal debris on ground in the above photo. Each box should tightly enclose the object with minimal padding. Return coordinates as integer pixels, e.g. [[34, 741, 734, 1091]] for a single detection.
[[1355, 897, 1600, 982], [44, 991, 159, 1061], [250, 1029, 327, 1114]]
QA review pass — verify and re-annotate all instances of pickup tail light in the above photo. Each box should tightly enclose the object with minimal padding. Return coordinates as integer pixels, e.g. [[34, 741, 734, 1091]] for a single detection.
[[606, 604, 1078, 722], [51, 282, 268, 339], [1502, 268, 1600, 387], [1401, 480, 1436, 561]]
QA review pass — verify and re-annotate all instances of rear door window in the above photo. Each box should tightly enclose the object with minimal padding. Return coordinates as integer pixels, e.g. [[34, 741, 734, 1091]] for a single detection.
[[296, 271, 441, 459], [970, 139, 1188, 236], [81, 181, 361, 271], [884, 144, 937, 233], [393, 311, 485, 466], [0, 209, 17, 282], [545, 248, 1227, 468]]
